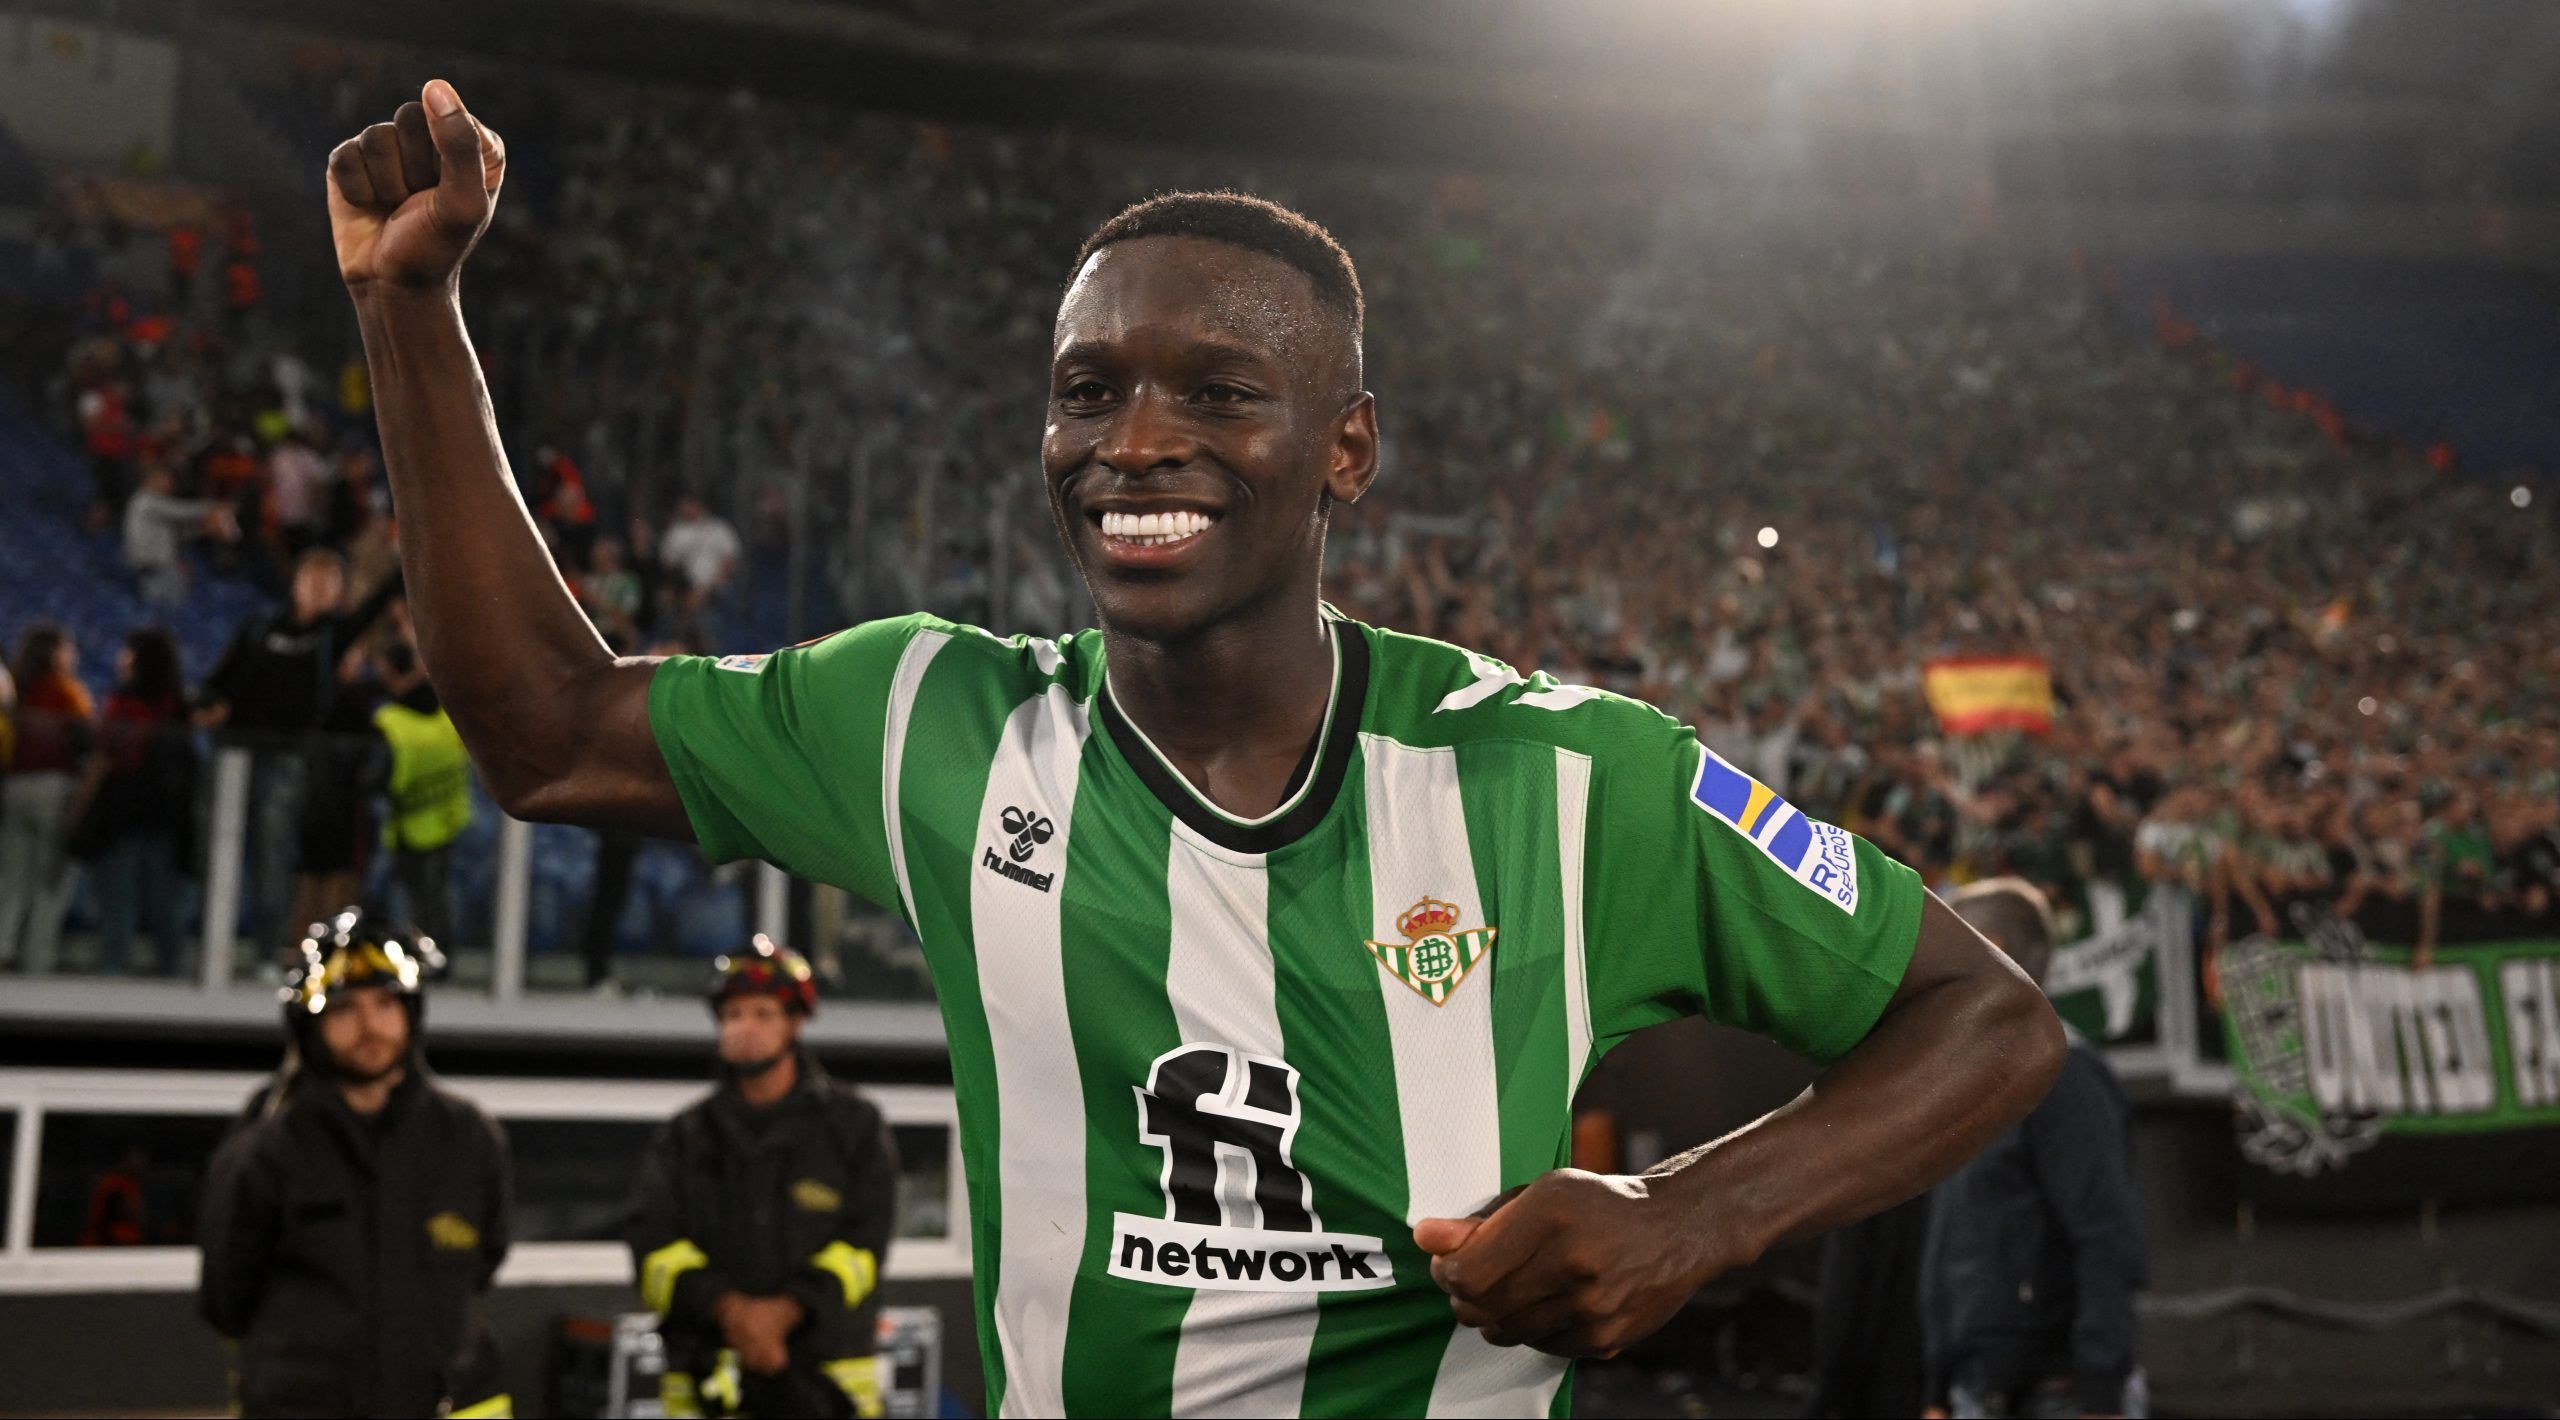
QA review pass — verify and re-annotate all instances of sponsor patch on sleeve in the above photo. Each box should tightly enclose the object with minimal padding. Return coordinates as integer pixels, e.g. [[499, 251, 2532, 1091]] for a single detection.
[[1688, 745, 1861, 915], [714, 653, 771, 674]]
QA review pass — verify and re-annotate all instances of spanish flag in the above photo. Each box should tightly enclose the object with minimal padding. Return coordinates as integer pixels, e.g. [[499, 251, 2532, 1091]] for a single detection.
[[1924, 656, 2055, 736]]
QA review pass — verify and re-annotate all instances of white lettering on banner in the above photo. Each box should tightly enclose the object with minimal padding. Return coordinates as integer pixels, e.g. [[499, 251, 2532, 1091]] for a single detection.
[[1106, 1214, 1394, 1294], [2300, 964, 2497, 1117], [2502, 960, 2560, 1109]]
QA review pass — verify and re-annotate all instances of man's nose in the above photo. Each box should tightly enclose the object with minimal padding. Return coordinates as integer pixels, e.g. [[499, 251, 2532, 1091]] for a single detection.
[[1096, 387, 1199, 476]]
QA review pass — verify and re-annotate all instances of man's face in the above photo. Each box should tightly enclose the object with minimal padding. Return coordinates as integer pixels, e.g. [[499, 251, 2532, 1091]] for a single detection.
[[292, 558, 344, 620], [1042, 237, 1376, 645], [316, 986, 410, 1082], [717, 994, 799, 1069]]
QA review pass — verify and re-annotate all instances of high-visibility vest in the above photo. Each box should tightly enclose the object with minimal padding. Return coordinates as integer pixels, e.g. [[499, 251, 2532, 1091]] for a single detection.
[[374, 701, 473, 853]]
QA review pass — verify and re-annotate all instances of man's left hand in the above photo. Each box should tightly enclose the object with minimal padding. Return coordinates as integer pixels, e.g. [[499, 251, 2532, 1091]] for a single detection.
[[1414, 1168, 1736, 1359]]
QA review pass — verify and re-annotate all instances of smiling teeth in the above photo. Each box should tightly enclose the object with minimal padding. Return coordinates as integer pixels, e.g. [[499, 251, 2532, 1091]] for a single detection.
[[1101, 509, 1215, 545]]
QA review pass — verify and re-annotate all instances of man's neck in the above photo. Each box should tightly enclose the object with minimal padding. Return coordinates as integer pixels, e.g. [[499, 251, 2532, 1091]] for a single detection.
[[1104, 592, 1337, 821], [336, 1068, 404, 1118], [736, 1050, 799, 1108]]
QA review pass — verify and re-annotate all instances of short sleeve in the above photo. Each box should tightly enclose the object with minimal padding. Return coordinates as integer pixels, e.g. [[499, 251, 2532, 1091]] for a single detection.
[[647, 616, 926, 908], [1582, 722, 1925, 1064]]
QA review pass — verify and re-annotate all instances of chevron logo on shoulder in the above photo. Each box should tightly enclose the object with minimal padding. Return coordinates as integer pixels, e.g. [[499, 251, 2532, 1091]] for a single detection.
[[1688, 746, 1860, 914]]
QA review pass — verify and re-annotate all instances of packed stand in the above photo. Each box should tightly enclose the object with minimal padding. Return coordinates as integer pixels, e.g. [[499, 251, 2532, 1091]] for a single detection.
[[2, 30, 2554, 989]]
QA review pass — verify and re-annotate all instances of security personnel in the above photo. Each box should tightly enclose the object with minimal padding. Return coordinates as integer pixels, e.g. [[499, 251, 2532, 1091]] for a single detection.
[[198, 909, 514, 1418], [630, 937, 898, 1418], [372, 639, 473, 946]]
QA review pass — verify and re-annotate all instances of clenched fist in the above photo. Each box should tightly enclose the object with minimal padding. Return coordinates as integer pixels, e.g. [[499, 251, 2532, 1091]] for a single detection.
[[325, 78, 506, 297], [1416, 1168, 1739, 1359]]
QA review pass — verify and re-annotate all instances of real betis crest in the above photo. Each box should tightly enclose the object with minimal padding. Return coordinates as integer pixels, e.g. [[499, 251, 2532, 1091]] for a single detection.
[[1366, 896, 1495, 1006]]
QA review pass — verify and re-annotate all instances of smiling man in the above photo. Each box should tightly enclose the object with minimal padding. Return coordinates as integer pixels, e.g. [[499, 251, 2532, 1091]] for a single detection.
[[329, 82, 2063, 1417]]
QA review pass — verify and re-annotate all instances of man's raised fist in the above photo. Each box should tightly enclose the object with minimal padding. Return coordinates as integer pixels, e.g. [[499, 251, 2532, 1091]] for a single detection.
[[325, 79, 506, 297]]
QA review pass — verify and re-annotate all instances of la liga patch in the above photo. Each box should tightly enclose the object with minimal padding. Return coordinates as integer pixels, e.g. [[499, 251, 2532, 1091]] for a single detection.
[[1688, 746, 1860, 914]]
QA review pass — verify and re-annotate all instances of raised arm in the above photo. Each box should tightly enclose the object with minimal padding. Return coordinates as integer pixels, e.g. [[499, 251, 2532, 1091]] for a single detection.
[[327, 80, 686, 835]]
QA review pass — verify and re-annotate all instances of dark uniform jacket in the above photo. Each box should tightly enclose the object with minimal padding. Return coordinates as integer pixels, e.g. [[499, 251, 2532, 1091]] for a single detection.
[[1921, 1033, 2150, 1416], [198, 1069, 512, 1418], [629, 1051, 898, 1416]]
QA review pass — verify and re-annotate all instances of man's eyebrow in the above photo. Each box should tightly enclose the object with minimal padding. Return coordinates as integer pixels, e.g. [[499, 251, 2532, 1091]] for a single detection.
[[1051, 336, 1284, 373]]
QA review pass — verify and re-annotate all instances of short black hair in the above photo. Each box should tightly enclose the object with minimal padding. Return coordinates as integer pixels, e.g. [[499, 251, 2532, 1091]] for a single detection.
[[1071, 190, 1364, 344]]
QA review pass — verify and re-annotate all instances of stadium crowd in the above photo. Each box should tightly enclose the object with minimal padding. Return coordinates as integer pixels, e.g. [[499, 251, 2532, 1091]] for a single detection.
[[3, 33, 2556, 983]]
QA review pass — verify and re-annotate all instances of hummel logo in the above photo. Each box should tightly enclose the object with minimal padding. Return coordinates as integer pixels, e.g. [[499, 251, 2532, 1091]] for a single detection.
[[984, 805, 1057, 892], [1000, 806, 1054, 862]]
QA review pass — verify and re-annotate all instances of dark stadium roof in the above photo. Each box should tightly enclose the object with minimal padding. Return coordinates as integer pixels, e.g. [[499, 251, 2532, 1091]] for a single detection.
[[39, 0, 2560, 206]]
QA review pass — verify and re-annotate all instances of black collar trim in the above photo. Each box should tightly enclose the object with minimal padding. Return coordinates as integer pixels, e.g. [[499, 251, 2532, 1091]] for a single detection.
[[1101, 619, 1369, 856]]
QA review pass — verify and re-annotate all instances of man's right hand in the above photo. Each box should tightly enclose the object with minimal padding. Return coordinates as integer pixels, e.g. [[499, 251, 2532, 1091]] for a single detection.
[[325, 79, 505, 298], [714, 1292, 801, 1376]]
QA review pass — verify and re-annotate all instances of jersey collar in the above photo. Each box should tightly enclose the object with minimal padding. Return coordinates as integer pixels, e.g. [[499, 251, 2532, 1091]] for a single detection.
[[1099, 617, 1370, 855]]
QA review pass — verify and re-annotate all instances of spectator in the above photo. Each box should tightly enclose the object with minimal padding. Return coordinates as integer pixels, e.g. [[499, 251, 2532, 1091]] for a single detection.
[[198, 549, 402, 952], [123, 456, 235, 606], [222, 255, 262, 333], [166, 226, 204, 306], [532, 444, 599, 566], [1923, 879, 2150, 1420], [264, 428, 332, 556], [0, 624, 94, 974], [577, 535, 644, 644], [85, 626, 201, 978], [370, 639, 470, 948], [324, 441, 385, 549], [661, 492, 742, 614], [0, 659, 16, 773], [76, 374, 139, 530]]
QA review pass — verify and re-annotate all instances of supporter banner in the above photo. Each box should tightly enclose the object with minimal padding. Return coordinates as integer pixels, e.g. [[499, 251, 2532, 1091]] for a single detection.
[[2219, 919, 2560, 1208], [2047, 885, 2177, 1049], [1922, 656, 2055, 736]]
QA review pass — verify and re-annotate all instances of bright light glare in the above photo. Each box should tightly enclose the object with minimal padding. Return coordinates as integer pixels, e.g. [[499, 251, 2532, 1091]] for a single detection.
[[1756, 526, 1779, 549], [2514, 485, 2534, 509], [2357, 696, 2378, 716]]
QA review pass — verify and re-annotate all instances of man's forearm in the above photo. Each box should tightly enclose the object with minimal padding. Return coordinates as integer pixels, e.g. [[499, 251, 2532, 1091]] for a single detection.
[[354, 289, 612, 802], [1649, 968, 2062, 1267]]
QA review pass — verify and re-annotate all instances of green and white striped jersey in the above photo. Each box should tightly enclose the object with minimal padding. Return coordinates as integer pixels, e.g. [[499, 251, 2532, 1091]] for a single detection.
[[650, 611, 1923, 1418]]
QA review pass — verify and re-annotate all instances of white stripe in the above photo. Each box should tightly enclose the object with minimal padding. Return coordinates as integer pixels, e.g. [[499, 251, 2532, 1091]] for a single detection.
[[975, 684, 1093, 1420], [1754, 802, 1800, 853], [1357, 734, 1570, 1417], [1557, 748, 1595, 1099], [1161, 826, 1321, 1417], [880, 629, 949, 926]]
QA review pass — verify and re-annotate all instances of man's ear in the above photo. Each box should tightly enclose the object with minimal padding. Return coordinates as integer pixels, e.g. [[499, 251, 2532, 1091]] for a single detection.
[[1325, 392, 1379, 507]]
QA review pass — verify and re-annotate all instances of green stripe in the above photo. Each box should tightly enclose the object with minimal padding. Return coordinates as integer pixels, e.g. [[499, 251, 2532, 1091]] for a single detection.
[[895, 641, 1026, 1413], [1457, 740, 1575, 1183], [1059, 755, 1186, 1417], [1270, 758, 1448, 1418]]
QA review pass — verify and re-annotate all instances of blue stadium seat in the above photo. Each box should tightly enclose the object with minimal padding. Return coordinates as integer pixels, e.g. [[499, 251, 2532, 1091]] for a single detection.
[[0, 389, 268, 686]]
